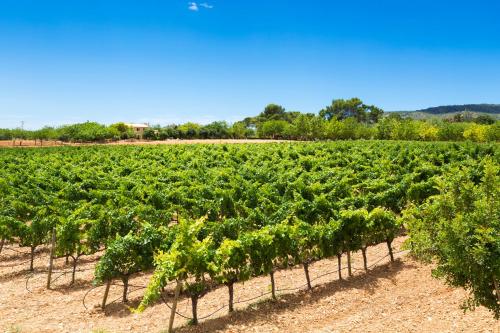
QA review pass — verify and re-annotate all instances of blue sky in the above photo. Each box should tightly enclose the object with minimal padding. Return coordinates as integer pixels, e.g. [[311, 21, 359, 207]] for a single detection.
[[1, 1, 499, 129]]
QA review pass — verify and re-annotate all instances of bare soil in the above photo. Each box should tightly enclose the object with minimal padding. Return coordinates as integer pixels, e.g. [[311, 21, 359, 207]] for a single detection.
[[0, 140, 67, 147], [0, 238, 498, 333]]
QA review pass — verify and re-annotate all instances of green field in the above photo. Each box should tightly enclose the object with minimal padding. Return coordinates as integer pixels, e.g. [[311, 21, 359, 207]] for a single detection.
[[1, 141, 499, 321]]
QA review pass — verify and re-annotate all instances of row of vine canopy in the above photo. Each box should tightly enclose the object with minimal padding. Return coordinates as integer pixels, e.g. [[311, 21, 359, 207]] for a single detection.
[[0, 141, 498, 321]]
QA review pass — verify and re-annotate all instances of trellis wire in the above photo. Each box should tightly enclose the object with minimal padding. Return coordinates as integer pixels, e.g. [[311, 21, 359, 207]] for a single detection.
[[155, 249, 408, 321], [5, 242, 408, 323]]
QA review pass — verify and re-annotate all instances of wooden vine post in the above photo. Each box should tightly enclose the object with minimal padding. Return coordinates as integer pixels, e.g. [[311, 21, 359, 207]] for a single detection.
[[493, 277, 500, 304], [101, 280, 111, 309], [346, 250, 353, 277], [361, 246, 368, 272], [270, 271, 277, 300], [303, 262, 312, 290], [337, 253, 342, 280], [46, 228, 56, 289], [387, 239, 394, 262], [227, 282, 234, 313], [168, 280, 182, 333]]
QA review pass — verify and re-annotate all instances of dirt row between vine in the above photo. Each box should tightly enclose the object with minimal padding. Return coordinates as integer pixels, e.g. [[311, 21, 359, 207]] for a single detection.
[[0, 237, 498, 333]]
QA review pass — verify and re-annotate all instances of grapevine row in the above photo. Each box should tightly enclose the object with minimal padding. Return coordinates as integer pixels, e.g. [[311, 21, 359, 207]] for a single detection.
[[0, 141, 498, 324]]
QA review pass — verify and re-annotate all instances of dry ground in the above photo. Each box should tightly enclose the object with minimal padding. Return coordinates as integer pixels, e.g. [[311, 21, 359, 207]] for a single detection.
[[0, 238, 498, 333], [0, 140, 66, 147]]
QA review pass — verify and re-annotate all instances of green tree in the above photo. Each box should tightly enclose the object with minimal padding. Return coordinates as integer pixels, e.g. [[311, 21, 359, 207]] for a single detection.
[[261, 104, 286, 119], [320, 98, 384, 123], [178, 122, 201, 139], [32, 127, 57, 145], [200, 121, 230, 139], [110, 122, 134, 140], [257, 120, 290, 139], [143, 126, 160, 140], [229, 122, 249, 139], [404, 160, 500, 318], [474, 115, 496, 125]]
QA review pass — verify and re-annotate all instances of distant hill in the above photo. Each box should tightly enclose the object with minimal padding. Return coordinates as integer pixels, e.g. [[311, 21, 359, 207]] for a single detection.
[[390, 104, 500, 120], [415, 104, 500, 115]]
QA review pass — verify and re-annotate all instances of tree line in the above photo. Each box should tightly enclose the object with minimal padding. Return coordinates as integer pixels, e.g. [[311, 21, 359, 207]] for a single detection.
[[0, 122, 136, 144], [1, 98, 498, 144], [144, 99, 499, 142]]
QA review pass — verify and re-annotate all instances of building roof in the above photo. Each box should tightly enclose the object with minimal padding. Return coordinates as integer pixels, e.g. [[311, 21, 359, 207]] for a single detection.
[[125, 123, 149, 128]]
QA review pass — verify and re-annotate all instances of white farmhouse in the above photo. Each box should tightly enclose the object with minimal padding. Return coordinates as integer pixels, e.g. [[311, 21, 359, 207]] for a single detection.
[[125, 123, 149, 139]]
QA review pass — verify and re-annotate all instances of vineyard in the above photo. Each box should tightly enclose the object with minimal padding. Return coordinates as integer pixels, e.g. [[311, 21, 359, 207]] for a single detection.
[[0, 141, 499, 332]]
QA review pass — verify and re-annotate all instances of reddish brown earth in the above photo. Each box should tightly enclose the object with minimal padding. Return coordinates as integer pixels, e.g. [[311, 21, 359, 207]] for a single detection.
[[0, 238, 498, 333], [0, 140, 66, 147]]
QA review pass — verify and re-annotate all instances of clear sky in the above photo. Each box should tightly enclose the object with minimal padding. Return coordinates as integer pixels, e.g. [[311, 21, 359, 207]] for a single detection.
[[1, 0, 499, 129]]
